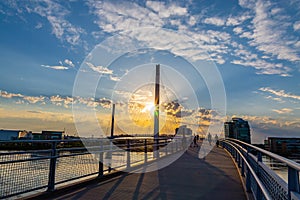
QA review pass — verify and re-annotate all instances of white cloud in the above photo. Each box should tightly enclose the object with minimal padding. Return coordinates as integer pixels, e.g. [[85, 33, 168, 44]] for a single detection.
[[0, 90, 23, 98], [226, 14, 251, 26], [87, 1, 232, 65], [295, 41, 300, 48], [50, 95, 73, 108], [293, 21, 300, 31], [0, 90, 45, 104], [238, 0, 256, 9], [64, 59, 74, 68], [188, 16, 197, 26], [203, 17, 225, 26], [233, 27, 243, 34], [243, 0, 299, 62], [232, 59, 291, 76], [109, 75, 121, 82], [23, 96, 45, 104], [86, 62, 113, 74], [19, 0, 85, 46], [146, 1, 187, 18], [98, 98, 112, 108], [240, 31, 252, 39], [35, 22, 43, 29], [259, 87, 300, 101], [272, 108, 293, 114], [41, 65, 69, 70], [270, 8, 281, 15], [231, 43, 291, 76], [265, 95, 284, 103]]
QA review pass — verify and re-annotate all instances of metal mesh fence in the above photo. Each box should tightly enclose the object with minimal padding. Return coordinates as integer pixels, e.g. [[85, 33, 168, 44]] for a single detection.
[[0, 139, 185, 198], [258, 163, 288, 200], [55, 151, 99, 185], [0, 151, 50, 198]]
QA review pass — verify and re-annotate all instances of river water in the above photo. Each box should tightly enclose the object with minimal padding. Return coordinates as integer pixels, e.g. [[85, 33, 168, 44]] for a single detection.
[[262, 156, 300, 183]]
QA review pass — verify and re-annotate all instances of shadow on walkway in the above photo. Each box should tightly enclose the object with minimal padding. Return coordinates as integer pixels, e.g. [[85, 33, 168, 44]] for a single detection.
[[36, 145, 246, 200]]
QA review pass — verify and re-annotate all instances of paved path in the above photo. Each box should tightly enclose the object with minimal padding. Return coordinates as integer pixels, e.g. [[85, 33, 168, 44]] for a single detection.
[[42, 146, 246, 200]]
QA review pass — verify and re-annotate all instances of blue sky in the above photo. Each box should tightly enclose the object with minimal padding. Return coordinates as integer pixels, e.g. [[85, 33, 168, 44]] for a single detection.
[[0, 0, 300, 143]]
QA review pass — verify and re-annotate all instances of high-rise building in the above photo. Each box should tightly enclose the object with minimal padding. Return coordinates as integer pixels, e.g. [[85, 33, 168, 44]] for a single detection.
[[224, 118, 251, 144], [264, 137, 300, 157], [224, 122, 234, 138]]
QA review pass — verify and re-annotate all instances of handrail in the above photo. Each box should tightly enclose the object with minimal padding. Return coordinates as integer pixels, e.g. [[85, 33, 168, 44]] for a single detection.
[[222, 140, 272, 200], [223, 139, 300, 200], [0, 138, 184, 199], [227, 138, 300, 171]]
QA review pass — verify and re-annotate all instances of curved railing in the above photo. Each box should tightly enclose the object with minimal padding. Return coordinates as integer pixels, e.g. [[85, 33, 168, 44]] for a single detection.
[[0, 137, 187, 199], [221, 139, 300, 200]]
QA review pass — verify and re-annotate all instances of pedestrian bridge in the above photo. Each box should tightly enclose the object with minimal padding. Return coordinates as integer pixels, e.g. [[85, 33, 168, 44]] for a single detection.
[[1, 138, 300, 200]]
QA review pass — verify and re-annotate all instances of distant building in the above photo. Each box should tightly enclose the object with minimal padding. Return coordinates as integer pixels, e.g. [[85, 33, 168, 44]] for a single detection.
[[224, 122, 234, 138], [18, 131, 32, 140], [32, 133, 44, 140], [264, 137, 300, 157], [175, 125, 192, 137], [224, 118, 251, 144], [0, 129, 24, 141], [41, 130, 63, 140]]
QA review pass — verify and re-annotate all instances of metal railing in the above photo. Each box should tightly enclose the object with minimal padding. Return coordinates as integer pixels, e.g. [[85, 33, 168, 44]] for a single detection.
[[221, 139, 300, 200], [0, 137, 187, 199]]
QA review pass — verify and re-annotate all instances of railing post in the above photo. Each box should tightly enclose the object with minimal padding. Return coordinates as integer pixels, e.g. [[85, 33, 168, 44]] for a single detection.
[[127, 139, 130, 169], [246, 148, 251, 192], [288, 167, 300, 200], [256, 152, 262, 200], [241, 159, 245, 176], [144, 139, 147, 163], [98, 139, 104, 177], [246, 167, 251, 192], [108, 141, 112, 173], [238, 153, 241, 168], [165, 139, 168, 156], [47, 141, 57, 192]]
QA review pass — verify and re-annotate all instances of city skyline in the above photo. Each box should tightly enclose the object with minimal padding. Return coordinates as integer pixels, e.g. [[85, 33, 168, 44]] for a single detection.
[[1, 0, 300, 143]]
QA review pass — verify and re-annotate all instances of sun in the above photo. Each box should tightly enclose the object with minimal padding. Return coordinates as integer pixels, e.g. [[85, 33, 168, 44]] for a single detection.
[[141, 102, 155, 114]]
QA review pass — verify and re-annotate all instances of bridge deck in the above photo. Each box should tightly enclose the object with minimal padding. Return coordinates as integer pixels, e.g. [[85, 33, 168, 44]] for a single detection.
[[40, 146, 246, 200]]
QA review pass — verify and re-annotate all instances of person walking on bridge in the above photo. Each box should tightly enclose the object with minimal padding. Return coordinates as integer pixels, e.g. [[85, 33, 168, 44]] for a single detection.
[[208, 132, 212, 146]]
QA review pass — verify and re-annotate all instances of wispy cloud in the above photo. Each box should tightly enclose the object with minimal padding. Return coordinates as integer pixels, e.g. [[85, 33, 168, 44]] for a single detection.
[[86, 62, 113, 74], [41, 58, 75, 70], [50, 95, 73, 108], [23, 96, 45, 104], [35, 22, 43, 29], [231, 43, 291, 76], [203, 17, 225, 26], [239, 0, 300, 63], [41, 65, 69, 70], [87, 1, 231, 64], [272, 108, 293, 114], [4, 0, 84, 46], [293, 21, 300, 31], [265, 95, 285, 103], [146, 1, 187, 18], [0, 90, 45, 104], [0, 90, 23, 98], [109, 75, 121, 81], [259, 87, 300, 101], [64, 59, 74, 68]]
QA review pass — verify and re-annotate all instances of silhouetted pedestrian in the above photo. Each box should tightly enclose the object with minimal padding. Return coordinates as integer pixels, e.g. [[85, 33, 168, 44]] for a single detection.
[[215, 134, 219, 146], [193, 136, 198, 147], [208, 132, 212, 146]]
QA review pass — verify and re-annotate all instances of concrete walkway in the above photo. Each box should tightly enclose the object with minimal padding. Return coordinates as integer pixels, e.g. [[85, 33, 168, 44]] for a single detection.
[[41, 146, 246, 200]]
